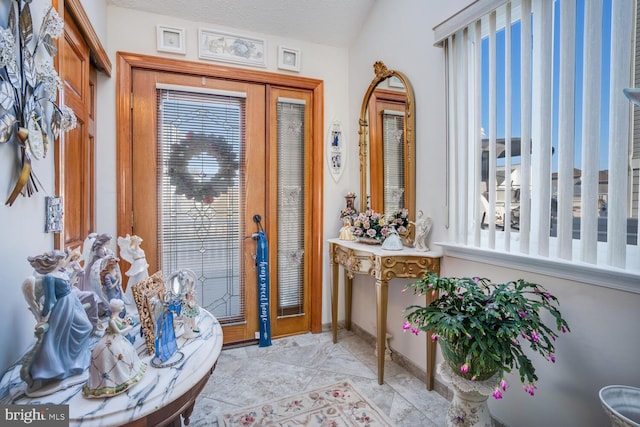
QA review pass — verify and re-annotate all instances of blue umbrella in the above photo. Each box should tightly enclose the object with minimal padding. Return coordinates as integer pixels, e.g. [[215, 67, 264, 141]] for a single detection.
[[253, 216, 272, 347]]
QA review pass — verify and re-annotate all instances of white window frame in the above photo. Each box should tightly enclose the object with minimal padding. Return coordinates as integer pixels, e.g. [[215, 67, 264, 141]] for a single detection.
[[435, 0, 640, 293]]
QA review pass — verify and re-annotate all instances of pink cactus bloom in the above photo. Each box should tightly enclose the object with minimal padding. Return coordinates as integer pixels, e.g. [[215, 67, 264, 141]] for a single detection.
[[460, 364, 469, 374], [531, 330, 540, 342], [492, 387, 503, 399]]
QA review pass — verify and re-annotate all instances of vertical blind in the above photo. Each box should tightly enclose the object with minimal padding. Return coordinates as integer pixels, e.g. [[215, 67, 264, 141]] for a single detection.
[[156, 86, 247, 322], [438, 0, 639, 273], [382, 110, 406, 216], [276, 98, 305, 317]]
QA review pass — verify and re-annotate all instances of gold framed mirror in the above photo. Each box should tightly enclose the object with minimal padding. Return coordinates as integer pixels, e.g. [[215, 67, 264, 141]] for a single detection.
[[358, 61, 416, 223]]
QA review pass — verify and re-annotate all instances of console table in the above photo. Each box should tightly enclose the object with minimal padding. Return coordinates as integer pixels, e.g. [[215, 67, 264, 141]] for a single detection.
[[328, 238, 441, 390], [0, 309, 222, 426]]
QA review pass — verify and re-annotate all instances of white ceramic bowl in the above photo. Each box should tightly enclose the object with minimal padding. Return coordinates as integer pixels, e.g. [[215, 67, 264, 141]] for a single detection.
[[623, 88, 640, 106], [599, 385, 640, 427]]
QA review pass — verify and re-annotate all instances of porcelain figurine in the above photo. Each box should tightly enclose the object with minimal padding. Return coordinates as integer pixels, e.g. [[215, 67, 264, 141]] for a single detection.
[[83, 299, 146, 398], [117, 234, 149, 305], [182, 286, 200, 339], [63, 246, 104, 332], [381, 228, 403, 250], [338, 218, 356, 241], [100, 255, 131, 314], [412, 210, 433, 252], [155, 302, 178, 363], [84, 233, 114, 286], [82, 233, 115, 315], [21, 250, 93, 396]]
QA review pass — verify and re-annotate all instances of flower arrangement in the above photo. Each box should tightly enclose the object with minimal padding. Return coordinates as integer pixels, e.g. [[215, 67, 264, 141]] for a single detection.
[[351, 209, 391, 241], [387, 208, 409, 234], [0, 2, 77, 205], [403, 272, 570, 399]]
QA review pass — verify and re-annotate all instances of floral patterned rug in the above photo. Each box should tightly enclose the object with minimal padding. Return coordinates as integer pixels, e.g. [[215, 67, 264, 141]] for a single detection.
[[221, 380, 394, 427]]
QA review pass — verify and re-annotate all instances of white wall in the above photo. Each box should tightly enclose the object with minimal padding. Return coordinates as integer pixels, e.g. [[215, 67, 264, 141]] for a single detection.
[[79, 0, 107, 42], [348, 2, 640, 427]]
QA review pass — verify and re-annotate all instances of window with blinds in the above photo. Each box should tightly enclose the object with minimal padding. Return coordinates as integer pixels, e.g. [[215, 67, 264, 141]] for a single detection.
[[156, 86, 246, 323], [277, 99, 305, 317], [382, 110, 406, 216], [437, 0, 639, 284]]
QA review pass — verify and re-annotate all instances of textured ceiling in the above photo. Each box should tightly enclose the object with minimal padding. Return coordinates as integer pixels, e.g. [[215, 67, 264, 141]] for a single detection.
[[107, 0, 376, 47]]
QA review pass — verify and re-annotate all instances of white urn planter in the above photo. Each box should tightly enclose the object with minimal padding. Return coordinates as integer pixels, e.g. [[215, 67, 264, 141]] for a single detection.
[[439, 362, 499, 427]]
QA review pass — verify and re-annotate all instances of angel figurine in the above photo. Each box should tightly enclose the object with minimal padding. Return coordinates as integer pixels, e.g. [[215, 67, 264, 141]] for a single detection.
[[118, 234, 149, 304], [412, 210, 433, 252]]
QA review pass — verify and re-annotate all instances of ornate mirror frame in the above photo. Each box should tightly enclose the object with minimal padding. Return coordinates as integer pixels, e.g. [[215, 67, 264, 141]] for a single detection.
[[358, 61, 416, 221]]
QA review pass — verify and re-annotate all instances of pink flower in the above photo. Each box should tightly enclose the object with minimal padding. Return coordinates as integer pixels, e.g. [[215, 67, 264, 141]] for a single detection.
[[492, 387, 503, 399], [531, 330, 540, 342], [523, 383, 537, 396], [411, 327, 420, 336], [500, 379, 508, 391], [430, 333, 439, 342], [561, 325, 567, 333], [402, 321, 411, 331], [460, 364, 469, 374], [548, 353, 556, 363]]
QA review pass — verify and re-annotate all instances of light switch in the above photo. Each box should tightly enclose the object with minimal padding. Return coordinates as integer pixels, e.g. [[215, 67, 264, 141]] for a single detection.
[[45, 196, 63, 233]]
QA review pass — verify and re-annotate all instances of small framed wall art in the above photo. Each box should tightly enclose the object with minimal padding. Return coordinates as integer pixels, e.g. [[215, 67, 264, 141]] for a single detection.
[[156, 25, 186, 54], [278, 46, 301, 72], [199, 29, 267, 67]]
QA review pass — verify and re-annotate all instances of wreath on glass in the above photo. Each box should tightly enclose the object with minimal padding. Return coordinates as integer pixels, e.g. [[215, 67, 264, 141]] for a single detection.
[[167, 132, 239, 204]]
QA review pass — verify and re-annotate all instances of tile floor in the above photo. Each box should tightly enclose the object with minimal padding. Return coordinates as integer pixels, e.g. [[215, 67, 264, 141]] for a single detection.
[[189, 328, 450, 426]]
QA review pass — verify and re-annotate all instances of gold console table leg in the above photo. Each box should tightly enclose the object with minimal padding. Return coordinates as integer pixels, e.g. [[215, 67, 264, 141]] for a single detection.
[[331, 252, 339, 344], [375, 278, 389, 385], [344, 272, 353, 331]]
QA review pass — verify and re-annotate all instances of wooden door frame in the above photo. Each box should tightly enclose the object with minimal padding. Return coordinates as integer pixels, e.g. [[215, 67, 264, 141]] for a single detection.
[[116, 52, 324, 333], [54, 0, 111, 249]]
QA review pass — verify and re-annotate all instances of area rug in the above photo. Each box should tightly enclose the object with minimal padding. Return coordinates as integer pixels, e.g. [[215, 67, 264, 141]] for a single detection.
[[221, 380, 395, 427]]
